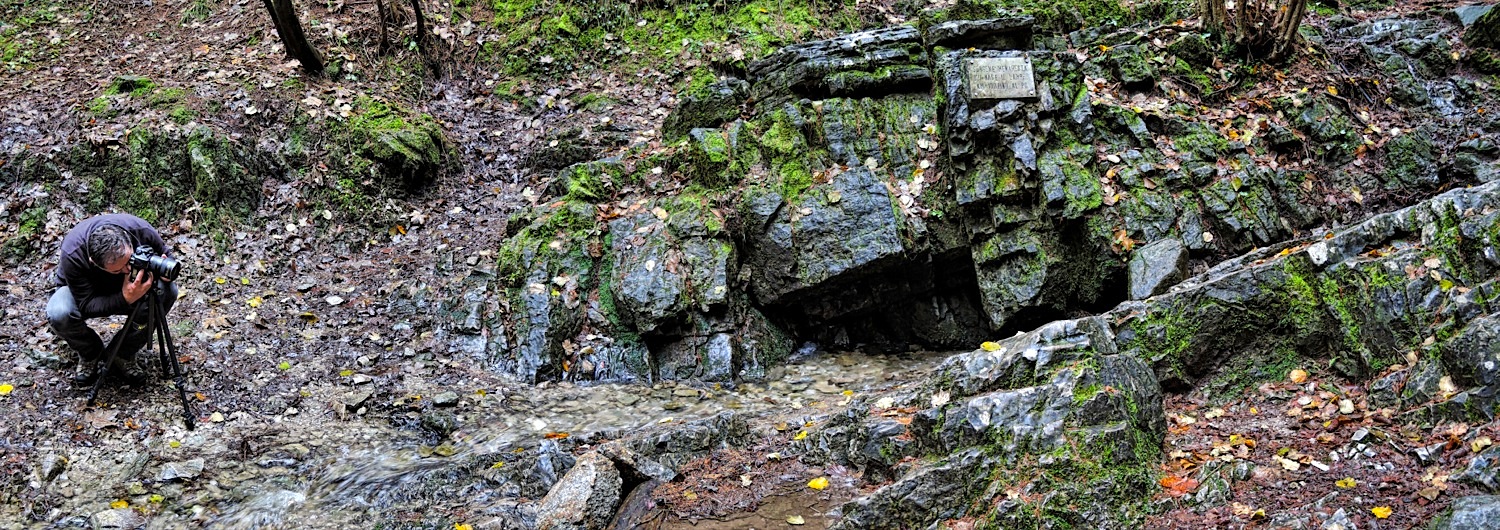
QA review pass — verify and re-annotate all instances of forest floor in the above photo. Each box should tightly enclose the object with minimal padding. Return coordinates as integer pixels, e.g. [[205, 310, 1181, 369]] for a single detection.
[[0, 0, 1491, 528]]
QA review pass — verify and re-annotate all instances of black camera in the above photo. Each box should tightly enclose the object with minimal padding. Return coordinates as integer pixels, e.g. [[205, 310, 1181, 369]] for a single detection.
[[129, 245, 182, 282]]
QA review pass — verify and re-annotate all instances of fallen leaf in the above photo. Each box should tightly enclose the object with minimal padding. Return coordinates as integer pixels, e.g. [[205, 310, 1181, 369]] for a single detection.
[[807, 477, 829, 490], [793, 430, 809, 441], [980, 341, 1002, 352], [0, 383, 13, 395], [1372, 506, 1392, 519], [1472, 436, 1492, 453], [930, 391, 950, 408], [786, 515, 806, 525], [1336, 477, 1356, 489], [110, 499, 128, 509], [1289, 369, 1308, 383], [543, 432, 570, 439]]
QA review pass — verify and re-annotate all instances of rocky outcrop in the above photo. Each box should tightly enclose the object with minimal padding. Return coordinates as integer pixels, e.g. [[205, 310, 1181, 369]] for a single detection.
[[470, 12, 1500, 384]]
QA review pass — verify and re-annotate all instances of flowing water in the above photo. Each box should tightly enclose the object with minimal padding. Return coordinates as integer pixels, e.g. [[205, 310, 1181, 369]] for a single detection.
[[200, 348, 950, 529]]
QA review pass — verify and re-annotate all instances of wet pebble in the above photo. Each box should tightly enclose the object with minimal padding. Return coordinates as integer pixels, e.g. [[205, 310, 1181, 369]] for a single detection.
[[433, 392, 460, 407], [90, 508, 145, 530], [159, 459, 206, 481]]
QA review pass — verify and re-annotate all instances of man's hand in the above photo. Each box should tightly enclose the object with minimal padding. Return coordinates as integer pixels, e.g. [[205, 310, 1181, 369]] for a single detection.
[[123, 269, 153, 304]]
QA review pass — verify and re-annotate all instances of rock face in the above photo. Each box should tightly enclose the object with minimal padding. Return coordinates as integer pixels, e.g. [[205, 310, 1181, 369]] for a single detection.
[[1430, 495, 1500, 530], [813, 317, 1165, 528], [466, 13, 1499, 384], [534, 452, 622, 530], [1129, 238, 1188, 300]]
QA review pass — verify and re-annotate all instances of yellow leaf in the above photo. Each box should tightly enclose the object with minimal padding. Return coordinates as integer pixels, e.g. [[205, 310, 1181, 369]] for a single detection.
[[1372, 506, 1393, 519], [0, 383, 12, 395], [842, 389, 854, 396], [1472, 436, 1492, 453], [1336, 477, 1356, 489], [110, 499, 128, 509], [786, 515, 806, 525], [339, 369, 354, 377], [455, 525, 473, 530], [684, 490, 698, 500], [1327, 86, 1338, 96], [793, 430, 809, 441], [247, 296, 263, 308], [490, 461, 505, 469], [240, 277, 250, 285], [168, 440, 181, 448], [149, 494, 164, 503], [980, 341, 1002, 352], [807, 477, 830, 490], [214, 277, 227, 284]]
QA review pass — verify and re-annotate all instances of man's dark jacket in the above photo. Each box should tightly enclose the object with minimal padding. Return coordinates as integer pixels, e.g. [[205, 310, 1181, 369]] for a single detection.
[[54, 213, 169, 317]]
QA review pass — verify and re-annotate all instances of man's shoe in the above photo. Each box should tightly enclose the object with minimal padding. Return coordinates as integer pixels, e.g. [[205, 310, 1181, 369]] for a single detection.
[[69, 366, 102, 387], [111, 360, 149, 386]]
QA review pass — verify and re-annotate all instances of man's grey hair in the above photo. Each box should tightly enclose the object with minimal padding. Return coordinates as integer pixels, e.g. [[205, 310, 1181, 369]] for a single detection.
[[88, 224, 133, 267]]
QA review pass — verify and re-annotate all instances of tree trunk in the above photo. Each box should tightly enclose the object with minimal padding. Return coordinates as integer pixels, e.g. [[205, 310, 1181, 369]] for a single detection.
[[375, 0, 390, 54], [264, 0, 325, 74], [410, 0, 428, 53], [1272, 0, 1308, 61], [1200, 0, 1227, 36]]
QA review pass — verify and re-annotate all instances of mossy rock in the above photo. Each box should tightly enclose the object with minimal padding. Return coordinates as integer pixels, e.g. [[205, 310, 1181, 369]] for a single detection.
[[1167, 33, 1215, 67], [1465, 48, 1500, 75], [553, 159, 627, 202], [1383, 130, 1439, 189], [330, 97, 451, 194], [662, 77, 749, 142], [687, 128, 735, 189], [105, 75, 155, 97], [17, 127, 272, 229], [1465, 6, 1500, 49]]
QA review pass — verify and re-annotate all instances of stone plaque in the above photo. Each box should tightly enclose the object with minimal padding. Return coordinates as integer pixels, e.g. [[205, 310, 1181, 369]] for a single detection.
[[966, 57, 1037, 100]]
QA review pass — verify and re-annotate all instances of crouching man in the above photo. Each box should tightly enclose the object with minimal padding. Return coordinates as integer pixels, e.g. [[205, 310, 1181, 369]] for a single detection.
[[46, 213, 178, 385]]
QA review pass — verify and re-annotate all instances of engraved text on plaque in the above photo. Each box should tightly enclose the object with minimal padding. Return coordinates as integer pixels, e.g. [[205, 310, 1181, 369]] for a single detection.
[[966, 57, 1037, 100]]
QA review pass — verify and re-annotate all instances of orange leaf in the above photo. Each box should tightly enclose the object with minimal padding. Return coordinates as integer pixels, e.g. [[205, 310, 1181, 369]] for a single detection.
[[543, 432, 570, 439]]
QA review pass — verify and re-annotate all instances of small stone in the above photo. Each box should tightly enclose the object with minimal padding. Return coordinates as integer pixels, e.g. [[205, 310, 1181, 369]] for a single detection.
[[1351, 427, 1369, 442], [158, 458, 206, 481], [90, 508, 146, 529], [351, 374, 373, 385], [672, 388, 700, 398], [812, 381, 842, 394], [433, 392, 460, 407], [209, 412, 225, 423], [662, 401, 685, 411]]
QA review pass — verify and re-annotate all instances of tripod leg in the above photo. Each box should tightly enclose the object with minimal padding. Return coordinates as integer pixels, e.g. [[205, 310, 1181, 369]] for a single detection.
[[87, 301, 142, 406], [153, 288, 196, 431]]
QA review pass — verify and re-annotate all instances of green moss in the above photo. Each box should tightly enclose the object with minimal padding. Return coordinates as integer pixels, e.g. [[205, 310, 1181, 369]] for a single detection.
[[168, 106, 197, 124], [496, 200, 599, 286], [104, 75, 155, 97], [483, 0, 851, 79], [1125, 300, 1199, 383], [85, 97, 114, 118], [317, 96, 450, 221], [148, 87, 187, 107], [1172, 121, 1228, 161], [1, 204, 49, 262]]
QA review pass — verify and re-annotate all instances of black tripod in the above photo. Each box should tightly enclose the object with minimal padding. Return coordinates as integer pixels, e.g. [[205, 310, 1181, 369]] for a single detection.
[[86, 280, 196, 430]]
